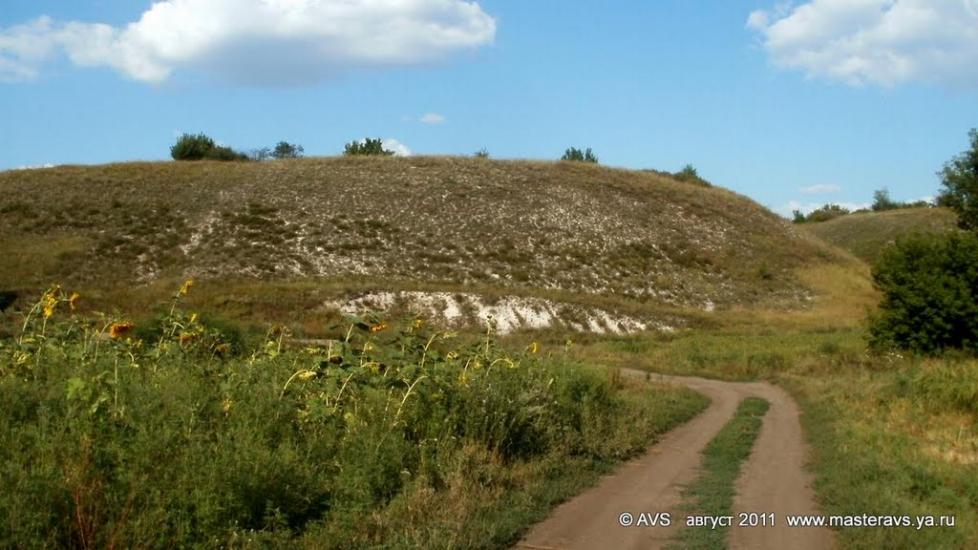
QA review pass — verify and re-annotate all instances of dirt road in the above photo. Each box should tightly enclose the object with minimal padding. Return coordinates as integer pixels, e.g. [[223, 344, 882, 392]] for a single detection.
[[516, 371, 835, 550]]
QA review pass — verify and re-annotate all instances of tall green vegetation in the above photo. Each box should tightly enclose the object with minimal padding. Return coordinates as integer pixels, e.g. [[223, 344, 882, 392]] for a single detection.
[[869, 232, 978, 354], [561, 147, 598, 163], [938, 128, 978, 231], [272, 141, 304, 159], [170, 133, 248, 162], [344, 138, 394, 156], [792, 204, 850, 224], [869, 129, 978, 355], [0, 285, 705, 548]]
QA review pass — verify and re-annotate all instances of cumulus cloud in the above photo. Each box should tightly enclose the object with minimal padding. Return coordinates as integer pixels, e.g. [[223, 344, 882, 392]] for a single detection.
[[747, 0, 978, 88], [382, 138, 412, 156], [0, 0, 496, 85], [800, 183, 841, 194], [419, 112, 446, 124]]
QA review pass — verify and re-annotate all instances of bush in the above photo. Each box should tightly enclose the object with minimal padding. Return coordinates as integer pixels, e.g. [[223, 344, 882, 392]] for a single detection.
[[561, 147, 598, 163], [272, 141, 304, 159], [938, 128, 978, 231], [673, 164, 711, 186], [474, 148, 490, 159], [344, 138, 394, 156], [793, 204, 850, 224], [170, 133, 247, 161], [170, 133, 216, 161], [868, 231, 978, 355]]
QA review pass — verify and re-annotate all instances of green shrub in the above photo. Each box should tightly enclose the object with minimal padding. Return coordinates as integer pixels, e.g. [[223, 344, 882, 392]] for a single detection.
[[170, 133, 247, 161], [938, 128, 978, 231], [170, 133, 216, 161], [561, 147, 598, 163], [272, 141, 304, 159], [344, 138, 394, 156], [795, 204, 850, 224], [869, 232, 978, 355], [673, 164, 711, 186]]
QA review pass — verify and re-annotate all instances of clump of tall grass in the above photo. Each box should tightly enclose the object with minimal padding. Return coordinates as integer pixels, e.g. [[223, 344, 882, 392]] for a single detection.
[[0, 285, 703, 547]]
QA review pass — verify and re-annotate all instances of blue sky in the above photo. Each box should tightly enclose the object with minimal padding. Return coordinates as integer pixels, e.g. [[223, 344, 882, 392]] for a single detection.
[[2, 1, 978, 216]]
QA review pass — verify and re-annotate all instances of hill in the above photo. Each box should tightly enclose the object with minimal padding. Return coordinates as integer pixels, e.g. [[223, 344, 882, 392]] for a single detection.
[[802, 207, 958, 264], [0, 157, 846, 333]]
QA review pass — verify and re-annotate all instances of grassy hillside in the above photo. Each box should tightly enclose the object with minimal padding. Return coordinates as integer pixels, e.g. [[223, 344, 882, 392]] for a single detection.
[[803, 207, 958, 264], [0, 157, 846, 331]]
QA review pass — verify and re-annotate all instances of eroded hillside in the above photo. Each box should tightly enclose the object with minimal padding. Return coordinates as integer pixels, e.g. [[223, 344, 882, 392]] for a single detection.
[[1, 157, 838, 316]]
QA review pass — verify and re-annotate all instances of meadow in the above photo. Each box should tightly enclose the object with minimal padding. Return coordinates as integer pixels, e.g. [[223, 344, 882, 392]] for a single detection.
[[0, 284, 706, 548]]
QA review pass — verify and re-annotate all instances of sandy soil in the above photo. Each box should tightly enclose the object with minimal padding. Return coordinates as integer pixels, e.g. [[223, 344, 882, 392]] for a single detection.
[[515, 372, 835, 550]]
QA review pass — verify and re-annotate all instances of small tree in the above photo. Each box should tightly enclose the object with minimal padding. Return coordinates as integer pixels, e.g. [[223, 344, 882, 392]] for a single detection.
[[474, 148, 490, 159], [344, 138, 394, 156], [869, 232, 978, 354], [938, 128, 978, 231], [272, 141, 304, 159], [872, 188, 898, 211], [171, 133, 217, 161], [561, 147, 598, 163], [791, 210, 807, 224]]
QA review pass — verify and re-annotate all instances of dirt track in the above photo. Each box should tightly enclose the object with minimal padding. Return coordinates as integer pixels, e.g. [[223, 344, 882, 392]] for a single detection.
[[516, 371, 835, 550]]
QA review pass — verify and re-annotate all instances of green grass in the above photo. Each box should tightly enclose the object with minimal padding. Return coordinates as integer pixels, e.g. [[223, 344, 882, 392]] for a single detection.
[[804, 207, 958, 264], [670, 398, 770, 550], [0, 289, 708, 548], [564, 320, 978, 549]]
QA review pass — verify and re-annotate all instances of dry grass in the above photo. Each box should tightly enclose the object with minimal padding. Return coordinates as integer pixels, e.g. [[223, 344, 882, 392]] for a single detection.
[[803, 207, 959, 264], [0, 157, 846, 324]]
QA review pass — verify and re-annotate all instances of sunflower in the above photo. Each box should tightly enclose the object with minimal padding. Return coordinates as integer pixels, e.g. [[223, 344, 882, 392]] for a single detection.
[[179, 278, 194, 296], [370, 321, 388, 333], [68, 292, 80, 312], [109, 322, 134, 339]]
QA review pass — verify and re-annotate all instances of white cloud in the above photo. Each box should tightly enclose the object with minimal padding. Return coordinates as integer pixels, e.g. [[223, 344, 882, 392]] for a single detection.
[[420, 112, 446, 124], [777, 200, 871, 217], [382, 138, 412, 156], [800, 183, 841, 194], [748, 0, 978, 88], [0, 0, 496, 85]]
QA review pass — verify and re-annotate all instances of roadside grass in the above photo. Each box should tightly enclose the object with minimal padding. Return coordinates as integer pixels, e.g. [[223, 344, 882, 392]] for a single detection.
[[561, 324, 978, 549], [0, 287, 708, 548], [670, 398, 770, 550]]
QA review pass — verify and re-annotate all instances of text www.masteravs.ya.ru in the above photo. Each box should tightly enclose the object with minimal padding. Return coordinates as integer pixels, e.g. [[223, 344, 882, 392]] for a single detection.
[[617, 512, 956, 530], [786, 514, 956, 529]]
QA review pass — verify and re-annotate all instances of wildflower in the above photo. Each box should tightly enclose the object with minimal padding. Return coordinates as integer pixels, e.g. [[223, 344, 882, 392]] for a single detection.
[[189, 313, 198, 324], [179, 278, 194, 296], [446, 351, 459, 361], [68, 292, 80, 311], [296, 370, 317, 381], [221, 398, 233, 413], [529, 342, 540, 354], [179, 332, 196, 346], [214, 343, 230, 356], [370, 321, 388, 333], [41, 289, 58, 318], [109, 322, 134, 339], [413, 319, 425, 330]]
